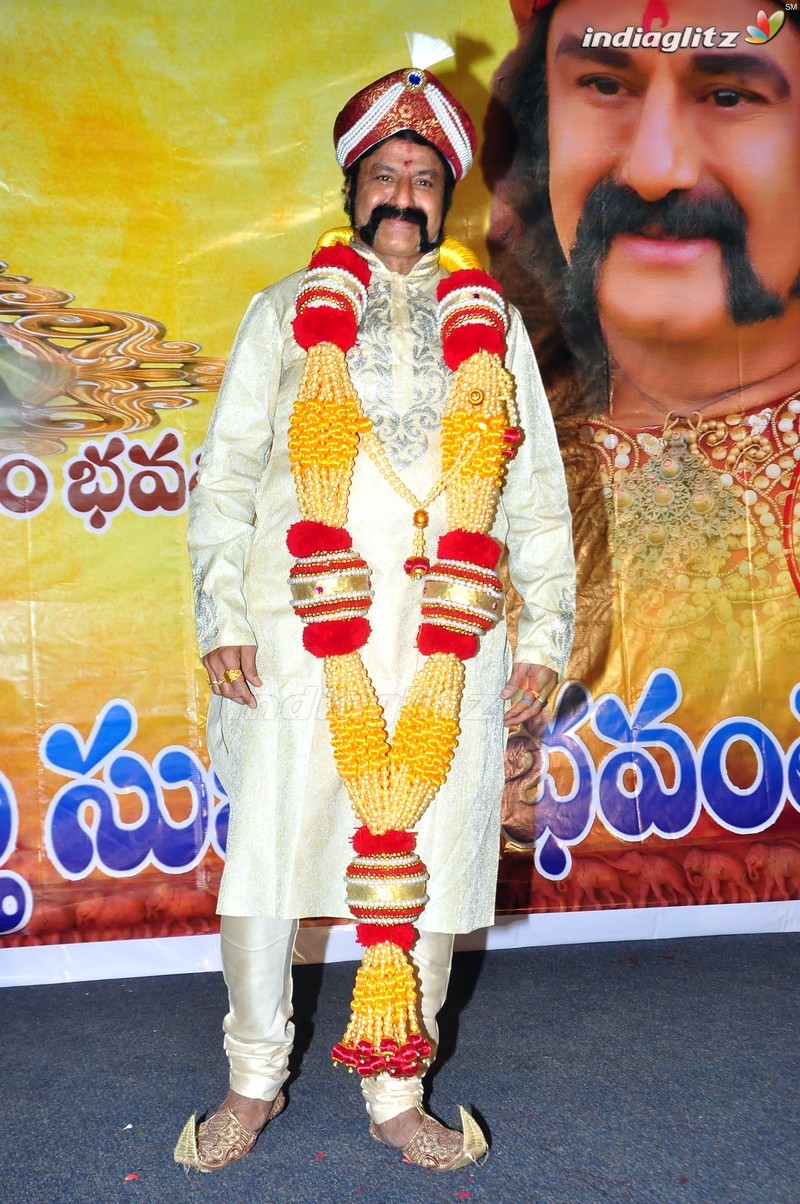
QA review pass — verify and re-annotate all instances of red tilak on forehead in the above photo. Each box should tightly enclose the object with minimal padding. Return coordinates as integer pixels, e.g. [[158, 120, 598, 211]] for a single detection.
[[529, 0, 670, 27], [642, 0, 670, 31]]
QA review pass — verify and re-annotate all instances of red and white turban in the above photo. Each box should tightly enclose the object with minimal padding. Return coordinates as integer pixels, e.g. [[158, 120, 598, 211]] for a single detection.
[[333, 35, 477, 181]]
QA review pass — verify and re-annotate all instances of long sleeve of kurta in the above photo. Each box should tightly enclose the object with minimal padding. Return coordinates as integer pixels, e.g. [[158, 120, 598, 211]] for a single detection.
[[188, 291, 285, 657], [500, 308, 576, 677]]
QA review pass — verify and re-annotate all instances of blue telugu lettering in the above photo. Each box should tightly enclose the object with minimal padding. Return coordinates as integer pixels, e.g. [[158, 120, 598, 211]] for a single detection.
[[9, 679, 799, 888], [0, 771, 33, 934], [699, 721, 785, 833], [529, 671, 799, 879], [593, 670, 699, 840], [42, 700, 228, 880], [532, 681, 596, 879], [786, 684, 800, 817]]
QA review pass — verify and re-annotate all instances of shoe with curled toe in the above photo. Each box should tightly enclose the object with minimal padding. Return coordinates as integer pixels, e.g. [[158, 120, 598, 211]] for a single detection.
[[369, 1105, 488, 1171], [173, 1090, 286, 1172]]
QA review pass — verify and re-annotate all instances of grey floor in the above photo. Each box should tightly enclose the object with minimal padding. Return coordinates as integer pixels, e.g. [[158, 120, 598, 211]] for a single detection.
[[0, 934, 798, 1203]]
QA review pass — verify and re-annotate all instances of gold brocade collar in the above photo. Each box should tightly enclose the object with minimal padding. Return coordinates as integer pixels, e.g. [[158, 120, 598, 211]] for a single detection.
[[314, 226, 481, 286], [351, 241, 442, 284]]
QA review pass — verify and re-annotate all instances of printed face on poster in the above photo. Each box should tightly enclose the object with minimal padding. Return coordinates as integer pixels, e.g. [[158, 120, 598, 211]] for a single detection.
[[493, 0, 800, 904]]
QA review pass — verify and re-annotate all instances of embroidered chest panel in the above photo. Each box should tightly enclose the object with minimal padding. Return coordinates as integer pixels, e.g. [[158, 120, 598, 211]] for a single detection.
[[347, 278, 448, 470]]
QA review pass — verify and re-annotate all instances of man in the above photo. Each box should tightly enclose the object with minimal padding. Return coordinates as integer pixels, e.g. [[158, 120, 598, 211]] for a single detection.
[[179, 47, 575, 1173], [490, 1, 800, 884]]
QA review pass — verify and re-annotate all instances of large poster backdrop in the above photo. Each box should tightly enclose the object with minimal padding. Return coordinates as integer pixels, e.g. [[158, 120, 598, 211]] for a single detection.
[[1, 0, 799, 984], [491, 0, 800, 914]]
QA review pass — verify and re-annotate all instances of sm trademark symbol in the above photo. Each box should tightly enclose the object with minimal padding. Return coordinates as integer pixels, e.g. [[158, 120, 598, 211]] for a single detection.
[[787, 3, 798, 10]]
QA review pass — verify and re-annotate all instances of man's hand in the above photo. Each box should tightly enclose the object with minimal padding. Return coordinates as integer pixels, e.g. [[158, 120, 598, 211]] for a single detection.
[[500, 661, 557, 727], [203, 645, 262, 710]]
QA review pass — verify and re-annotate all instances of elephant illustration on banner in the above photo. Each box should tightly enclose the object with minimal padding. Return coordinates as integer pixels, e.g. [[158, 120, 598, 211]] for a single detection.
[[745, 843, 800, 901], [555, 858, 631, 909], [683, 849, 757, 905], [614, 851, 694, 907]]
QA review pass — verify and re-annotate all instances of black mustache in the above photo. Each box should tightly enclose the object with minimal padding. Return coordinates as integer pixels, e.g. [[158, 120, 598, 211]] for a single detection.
[[357, 204, 437, 253], [579, 181, 751, 245], [565, 178, 785, 326]]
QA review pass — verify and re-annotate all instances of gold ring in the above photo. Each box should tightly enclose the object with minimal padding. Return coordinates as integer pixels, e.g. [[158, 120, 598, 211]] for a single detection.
[[223, 668, 243, 684], [509, 687, 544, 708], [209, 679, 224, 687]]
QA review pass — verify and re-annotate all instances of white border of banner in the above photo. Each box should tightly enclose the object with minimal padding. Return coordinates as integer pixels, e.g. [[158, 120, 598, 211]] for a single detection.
[[1, 900, 798, 987]]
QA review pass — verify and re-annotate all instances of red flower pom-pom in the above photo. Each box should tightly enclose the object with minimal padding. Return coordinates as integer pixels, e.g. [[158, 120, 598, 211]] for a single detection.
[[286, 521, 352, 557], [352, 827, 416, 855], [417, 625, 479, 660], [293, 307, 359, 353], [303, 616, 370, 657], [356, 922, 416, 951], [308, 245, 371, 288], [390, 923, 417, 951], [437, 269, 507, 366], [441, 323, 506, 371], [438, 530, 502, 570], [292, 247, 371, 352], [436, 268, 504, 301], [331, 1043, 358, 1067], [357, 1057, 386, 1077]]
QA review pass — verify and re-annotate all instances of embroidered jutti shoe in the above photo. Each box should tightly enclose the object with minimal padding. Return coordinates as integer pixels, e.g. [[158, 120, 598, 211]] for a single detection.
[[369, 1105, 488, 1171], [174, 1089, 286, 1172]]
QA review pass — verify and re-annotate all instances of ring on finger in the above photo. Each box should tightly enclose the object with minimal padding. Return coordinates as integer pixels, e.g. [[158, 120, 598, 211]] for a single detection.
[[509, 687, 545, 708], [223, 668, 243, 684], [209, 679, 224, 687]]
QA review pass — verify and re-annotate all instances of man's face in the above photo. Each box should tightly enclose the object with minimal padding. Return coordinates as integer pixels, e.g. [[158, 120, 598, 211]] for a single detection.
[[546, 0, 800, 343], [350, 137, 446, 271]]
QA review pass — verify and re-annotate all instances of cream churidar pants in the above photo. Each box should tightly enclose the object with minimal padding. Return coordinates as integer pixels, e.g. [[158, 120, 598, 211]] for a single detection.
[[221, 916, 454, 1124]]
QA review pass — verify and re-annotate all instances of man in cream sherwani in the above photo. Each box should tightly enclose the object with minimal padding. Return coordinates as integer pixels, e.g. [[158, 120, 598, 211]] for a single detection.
[[179, 47, 575, 1175]]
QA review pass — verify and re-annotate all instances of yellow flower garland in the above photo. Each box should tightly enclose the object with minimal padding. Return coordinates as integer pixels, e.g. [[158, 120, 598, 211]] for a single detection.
[[288, 230, 518, 1073]]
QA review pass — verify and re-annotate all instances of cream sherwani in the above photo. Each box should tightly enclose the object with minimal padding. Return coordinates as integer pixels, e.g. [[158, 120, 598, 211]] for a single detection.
[[188, 244, 574, 933]]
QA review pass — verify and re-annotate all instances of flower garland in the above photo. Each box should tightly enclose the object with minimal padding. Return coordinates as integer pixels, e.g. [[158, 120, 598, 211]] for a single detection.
[[287, 229, 521, 1078]]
